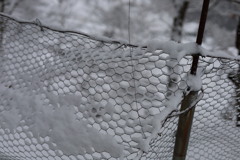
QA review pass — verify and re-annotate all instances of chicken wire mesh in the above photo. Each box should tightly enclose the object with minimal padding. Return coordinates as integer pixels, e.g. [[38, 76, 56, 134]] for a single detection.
[[0, 14, 239, 160]]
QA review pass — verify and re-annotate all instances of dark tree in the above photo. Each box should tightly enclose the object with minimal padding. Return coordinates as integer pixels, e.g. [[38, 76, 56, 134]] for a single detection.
[[0, 0, 4, 50]]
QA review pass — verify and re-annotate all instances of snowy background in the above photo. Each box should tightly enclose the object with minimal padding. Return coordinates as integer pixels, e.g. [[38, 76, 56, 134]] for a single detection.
[[3, 0, 240, 53]]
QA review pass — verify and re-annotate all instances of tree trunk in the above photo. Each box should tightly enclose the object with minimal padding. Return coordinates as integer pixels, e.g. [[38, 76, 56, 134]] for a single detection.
[[171, 1, 189, 42], [0, 0, 4, 12], [0, 0, 4, 51], [166, 1, 189, 98], [236, 17, 240, 52]]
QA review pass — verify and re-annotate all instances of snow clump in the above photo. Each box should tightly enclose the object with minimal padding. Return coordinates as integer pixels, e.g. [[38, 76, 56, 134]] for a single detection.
[[0, 84, 123, 158]]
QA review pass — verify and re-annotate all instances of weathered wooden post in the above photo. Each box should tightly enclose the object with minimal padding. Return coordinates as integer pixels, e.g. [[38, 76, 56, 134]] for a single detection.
[[172, 0, 210, 160]]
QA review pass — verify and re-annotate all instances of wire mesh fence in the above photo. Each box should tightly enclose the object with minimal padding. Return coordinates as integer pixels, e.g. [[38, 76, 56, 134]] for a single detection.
[[0, 14, 239, 160]]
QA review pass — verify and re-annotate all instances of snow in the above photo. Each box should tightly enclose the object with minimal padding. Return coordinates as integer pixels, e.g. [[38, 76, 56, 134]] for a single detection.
[[1, 107, 21, 133], [136, 91, 183, 153], [146, 40, 202, 61], [204, 49, 240, 60], [146, 39, 240, 61], [183, 22, 198, 34], [1, 11, 240, 160], [227, 47, 239, 56], [165, 91, 184, 109], [0, 84, 123, 158], [134, 40, 205, 153], [135, 39, 210, 154], [187, 68, 203, 91], [136, 107, 176, 152], [50, 107, 123, 157]]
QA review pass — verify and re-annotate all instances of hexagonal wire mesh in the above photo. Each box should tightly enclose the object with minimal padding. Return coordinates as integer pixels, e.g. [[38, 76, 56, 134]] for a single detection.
[[0, 14, 239, 160]]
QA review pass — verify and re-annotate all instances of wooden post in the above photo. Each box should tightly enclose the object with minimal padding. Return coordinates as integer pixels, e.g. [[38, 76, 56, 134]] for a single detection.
[[172, 0, 210, 160]]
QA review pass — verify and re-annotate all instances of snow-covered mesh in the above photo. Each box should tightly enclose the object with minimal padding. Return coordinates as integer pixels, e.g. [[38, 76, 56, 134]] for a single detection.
[[0, 14, 239, 160], [186, 57, 240, 160]]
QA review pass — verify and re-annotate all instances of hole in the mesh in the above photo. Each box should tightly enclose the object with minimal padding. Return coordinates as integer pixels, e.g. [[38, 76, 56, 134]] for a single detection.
[[91, 108, 97, 113], [96, 114, 101, 118], [166, 91, 172, 98]]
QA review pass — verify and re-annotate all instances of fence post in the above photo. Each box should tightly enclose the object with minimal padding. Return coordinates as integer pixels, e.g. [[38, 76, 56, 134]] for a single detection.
[[172, 0, 210, 160]]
